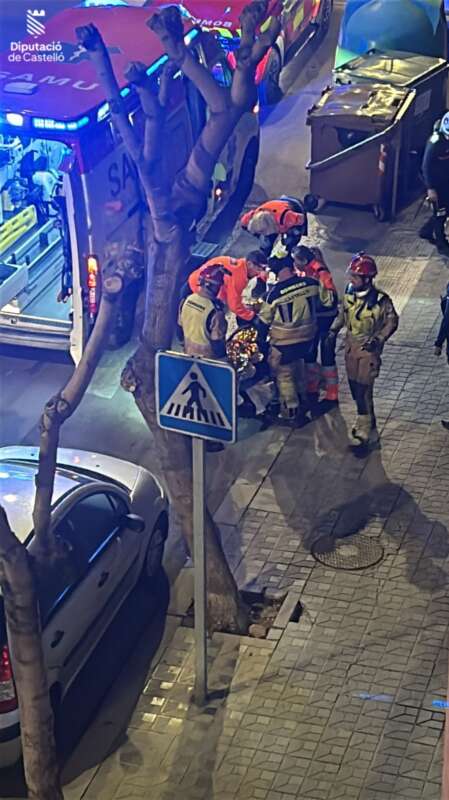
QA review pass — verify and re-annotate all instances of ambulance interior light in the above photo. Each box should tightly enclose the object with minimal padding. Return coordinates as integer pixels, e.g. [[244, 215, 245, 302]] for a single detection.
[[5, 113, 24, 127]]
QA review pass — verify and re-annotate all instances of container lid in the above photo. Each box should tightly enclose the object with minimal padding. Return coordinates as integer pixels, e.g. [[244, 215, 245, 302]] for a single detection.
[[307, 82, 410, 127], [335, 49, 448, 87]]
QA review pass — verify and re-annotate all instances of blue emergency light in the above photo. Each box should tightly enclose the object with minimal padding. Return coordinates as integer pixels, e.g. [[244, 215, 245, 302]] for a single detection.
[[81, 0, 128, 6], [32, 115, 90, 131]]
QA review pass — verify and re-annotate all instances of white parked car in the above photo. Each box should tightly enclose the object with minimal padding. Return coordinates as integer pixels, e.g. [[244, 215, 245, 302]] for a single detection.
[[0, 446, 168, 768]]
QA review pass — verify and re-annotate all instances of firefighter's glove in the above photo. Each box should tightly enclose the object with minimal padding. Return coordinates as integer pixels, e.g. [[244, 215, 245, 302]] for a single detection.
[[362, 337, 381, 353], [434, 345, 442, 357], [324, 330, 337, 346]]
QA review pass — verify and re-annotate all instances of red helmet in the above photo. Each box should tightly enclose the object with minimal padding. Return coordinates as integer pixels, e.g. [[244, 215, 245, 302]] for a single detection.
[[199, 264, 225, 289], [348, 253, 377, 278]]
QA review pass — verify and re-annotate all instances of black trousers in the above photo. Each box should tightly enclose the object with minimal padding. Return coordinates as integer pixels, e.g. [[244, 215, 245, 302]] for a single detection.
[[419, 188, 449, 243]]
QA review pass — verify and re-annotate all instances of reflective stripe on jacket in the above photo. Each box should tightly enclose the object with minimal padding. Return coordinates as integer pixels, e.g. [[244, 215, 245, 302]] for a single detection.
[[331, 286, 398, 346], [258, 274, 321, 346], [180, 293, 226, 358]]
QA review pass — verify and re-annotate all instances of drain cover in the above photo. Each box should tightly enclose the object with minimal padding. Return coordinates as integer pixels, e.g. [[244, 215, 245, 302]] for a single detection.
[[311, 534, 384, 570]]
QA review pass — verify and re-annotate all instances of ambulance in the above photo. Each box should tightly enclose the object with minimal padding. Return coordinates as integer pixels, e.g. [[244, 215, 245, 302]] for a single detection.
[[150, 0, 334, 105], [0, 5, 259, 362]]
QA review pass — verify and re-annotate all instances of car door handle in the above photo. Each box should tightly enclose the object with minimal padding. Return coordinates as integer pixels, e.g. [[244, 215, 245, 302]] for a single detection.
[[98, 571, 109, 588], [51, 630, 64, 648]]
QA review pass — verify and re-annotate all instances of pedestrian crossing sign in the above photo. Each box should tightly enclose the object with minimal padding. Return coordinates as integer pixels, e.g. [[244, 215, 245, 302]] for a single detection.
[[156, 351, 237, 443]]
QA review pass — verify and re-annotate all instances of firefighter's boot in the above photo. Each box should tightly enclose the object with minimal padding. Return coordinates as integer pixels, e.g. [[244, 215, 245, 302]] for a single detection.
[[419, 216, 435, 242], [306, 362, 321, 395], [434, 214, 449, 254], [352, 415, 371, 444], [321, 365, 339, 402], [276, 363, 299, 422], [369, 426, 380, 445], [305, 360, 320, 412]]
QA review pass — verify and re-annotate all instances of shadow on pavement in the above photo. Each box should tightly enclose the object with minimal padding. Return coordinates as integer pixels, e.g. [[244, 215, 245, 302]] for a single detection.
[[159, 637, 242, 797], [269, 407, 449, 593], [0, 571, 170, 798]]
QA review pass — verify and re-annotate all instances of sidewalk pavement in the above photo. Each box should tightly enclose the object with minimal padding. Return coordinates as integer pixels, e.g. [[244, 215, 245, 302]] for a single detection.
[[65, 207, 449, 800]]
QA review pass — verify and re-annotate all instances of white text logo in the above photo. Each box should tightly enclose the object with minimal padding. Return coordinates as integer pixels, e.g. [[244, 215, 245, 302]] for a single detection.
[[26, 9, 46, 39]]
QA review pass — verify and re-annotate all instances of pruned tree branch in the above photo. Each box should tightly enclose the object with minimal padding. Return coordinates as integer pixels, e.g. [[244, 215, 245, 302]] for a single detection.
[[170, 2, 280, 216], [76, 24, 141, 163], [126, 60, 178, 240], [32, 247, 139, 557]]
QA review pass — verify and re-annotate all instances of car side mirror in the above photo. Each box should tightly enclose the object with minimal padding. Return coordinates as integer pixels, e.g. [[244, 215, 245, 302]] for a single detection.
[[121, 513, 145, 533]]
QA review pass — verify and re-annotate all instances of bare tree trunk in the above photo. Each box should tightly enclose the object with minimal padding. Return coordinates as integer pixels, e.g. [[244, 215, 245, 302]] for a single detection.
[[78, 3, 280, 631], [0, 251, 137, 799], [0, 509, 62, 800]]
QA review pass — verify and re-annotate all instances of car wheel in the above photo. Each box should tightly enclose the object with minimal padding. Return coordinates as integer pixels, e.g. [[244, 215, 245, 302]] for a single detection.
[[259, 48, 283, 106], [143, 515, 168, 580]]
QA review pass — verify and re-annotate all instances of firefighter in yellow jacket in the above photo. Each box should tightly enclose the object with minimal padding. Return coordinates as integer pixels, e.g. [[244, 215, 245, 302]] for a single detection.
[[257, 254, 335, 421], [328, 253, 399, 445], [179, 264, 227, 359]]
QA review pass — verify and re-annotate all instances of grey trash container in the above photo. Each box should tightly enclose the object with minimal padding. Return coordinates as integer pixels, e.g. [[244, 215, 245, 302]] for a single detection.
[[306, 82, 415, 219], [334, 49, 449, 152]]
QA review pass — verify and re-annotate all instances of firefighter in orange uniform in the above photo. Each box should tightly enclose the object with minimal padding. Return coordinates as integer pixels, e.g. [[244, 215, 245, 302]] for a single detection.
[[293, 245, 339, 404], [241, 197, 308, 258], [186, 251, 268, 324]]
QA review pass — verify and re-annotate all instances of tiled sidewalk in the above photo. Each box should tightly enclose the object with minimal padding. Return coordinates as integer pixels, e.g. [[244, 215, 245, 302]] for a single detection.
[[68, 231, 449, 799]]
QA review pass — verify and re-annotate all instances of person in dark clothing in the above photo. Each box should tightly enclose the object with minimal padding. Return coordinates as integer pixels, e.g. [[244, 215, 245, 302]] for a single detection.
[[420, 113, 449, 255], [434, 282, 449, 429]]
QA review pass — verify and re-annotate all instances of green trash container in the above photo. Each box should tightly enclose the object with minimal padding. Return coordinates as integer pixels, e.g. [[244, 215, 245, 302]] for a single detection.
[[306, 82, 415, 219], [334, 49, 449, 152]]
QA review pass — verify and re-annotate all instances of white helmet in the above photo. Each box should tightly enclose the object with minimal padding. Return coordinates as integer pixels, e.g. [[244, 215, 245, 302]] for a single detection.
[[440, 112, 449, 139], [247, 211, 279, 236]]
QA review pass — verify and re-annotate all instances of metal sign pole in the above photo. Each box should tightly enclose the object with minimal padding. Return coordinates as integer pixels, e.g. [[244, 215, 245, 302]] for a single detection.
[[192, 436, 207, 706]]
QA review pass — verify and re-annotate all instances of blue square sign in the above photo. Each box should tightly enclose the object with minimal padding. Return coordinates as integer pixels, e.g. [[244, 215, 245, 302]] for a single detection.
[[156, 351, 237, 443]]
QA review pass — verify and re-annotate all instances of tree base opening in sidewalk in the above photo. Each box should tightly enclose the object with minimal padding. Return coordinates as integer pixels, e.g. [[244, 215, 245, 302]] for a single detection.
[[182, 589, 290, 638]]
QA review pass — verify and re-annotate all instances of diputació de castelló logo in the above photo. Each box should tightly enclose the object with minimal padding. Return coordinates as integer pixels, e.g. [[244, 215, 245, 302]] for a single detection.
[[26, 9, 46, 39]]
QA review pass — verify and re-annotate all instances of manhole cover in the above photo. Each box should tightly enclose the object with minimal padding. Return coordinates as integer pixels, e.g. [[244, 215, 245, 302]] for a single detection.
[[311, 534, 384, 570]]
